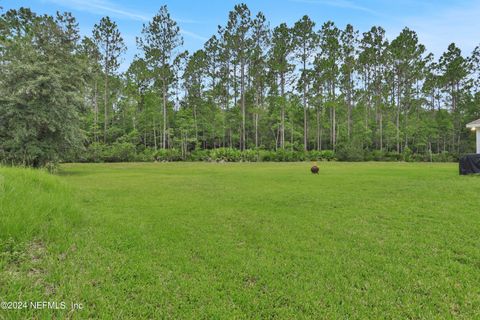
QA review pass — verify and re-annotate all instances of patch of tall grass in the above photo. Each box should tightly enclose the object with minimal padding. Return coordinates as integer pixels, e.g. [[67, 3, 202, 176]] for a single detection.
[[0, 167, 81, 246]]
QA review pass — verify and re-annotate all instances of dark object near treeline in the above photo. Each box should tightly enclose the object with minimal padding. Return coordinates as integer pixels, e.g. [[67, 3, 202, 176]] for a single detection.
[[311, 165, 319, 174], [459, 154, 480, 175]]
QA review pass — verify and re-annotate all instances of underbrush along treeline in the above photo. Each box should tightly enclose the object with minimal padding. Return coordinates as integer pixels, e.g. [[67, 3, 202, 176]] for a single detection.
[[77, 143, 456, 163]]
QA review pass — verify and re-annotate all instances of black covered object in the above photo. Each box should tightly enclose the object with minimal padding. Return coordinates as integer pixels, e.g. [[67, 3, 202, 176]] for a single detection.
[[459, 154, 480, 175]]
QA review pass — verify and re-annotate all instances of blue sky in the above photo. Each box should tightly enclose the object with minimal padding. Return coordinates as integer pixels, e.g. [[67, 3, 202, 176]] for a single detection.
[[3, 0, 480, 70]]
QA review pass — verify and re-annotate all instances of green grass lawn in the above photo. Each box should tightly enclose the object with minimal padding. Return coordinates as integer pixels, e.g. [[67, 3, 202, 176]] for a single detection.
[[1, 162, 480, 319]]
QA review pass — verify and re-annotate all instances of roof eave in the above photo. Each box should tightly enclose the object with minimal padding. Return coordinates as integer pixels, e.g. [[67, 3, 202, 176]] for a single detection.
[[466, 119, 480, 128]]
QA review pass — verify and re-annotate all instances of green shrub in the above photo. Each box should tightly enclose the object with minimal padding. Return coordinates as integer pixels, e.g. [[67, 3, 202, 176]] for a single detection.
[[104, 142, 137, 162], [135, 148, 156, 162], [259, 150, 274, 161], [306, 150, 336, 161], [189, 149, 210, 161], [431, 151, 456, 162], [85, 142, 137, 162], [280, 149, 306, 161], [385, 152, 402, 161], [241, 149, 259, 162], [402, 146, 413, 162], [412, 153, 429, 162], [82, 145, 456, 163], [86, 142, 107, 163], [155, 149, 182, 161], [210, 148, 242, 162], [308, 150, 322, 161], [369, 150, 385, 161], [335, 143, 364, 161]]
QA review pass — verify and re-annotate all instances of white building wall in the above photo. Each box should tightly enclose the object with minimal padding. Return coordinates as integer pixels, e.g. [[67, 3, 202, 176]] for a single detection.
[[476, 129, 480, 154]]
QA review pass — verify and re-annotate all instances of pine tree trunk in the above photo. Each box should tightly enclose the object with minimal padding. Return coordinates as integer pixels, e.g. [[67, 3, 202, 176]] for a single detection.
[[103, 71, 109, 143], [316, 106, 321, 151], [193, 102, 198, 142], [332, 83, 336, 150], [404, 104, 408, 149], [93, 78, 98, 142], [280, 73, 285, 149], [396, 80, 400, 153], [254, 92, 259, 148], [332, 107, 336, 149], [162, 81, 167, 149], [241, 60, 246, 151], [303, 59, 308, 151], [347, 75, 352, 141], [153, 116, 157, 151], [379, 111, 383, 151], [291, 119, 294, 151]]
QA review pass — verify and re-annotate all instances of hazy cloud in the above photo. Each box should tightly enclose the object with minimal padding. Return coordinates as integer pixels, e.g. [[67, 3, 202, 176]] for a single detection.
[[180, 30, 208, 42], [43, 0, 204, 23], [42, 0, 207, 41], [44, 0, 150, 21]]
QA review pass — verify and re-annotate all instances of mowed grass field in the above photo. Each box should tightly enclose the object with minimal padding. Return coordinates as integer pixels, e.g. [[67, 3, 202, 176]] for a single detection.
[[1, 162, 480, 319]]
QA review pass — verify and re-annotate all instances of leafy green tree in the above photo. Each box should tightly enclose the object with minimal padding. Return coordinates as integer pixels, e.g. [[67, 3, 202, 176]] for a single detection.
[[183, 50, 208, 142], [0, 9, 85, 167], [293, 15, 317, 150], [438, 43, 470, 152], [137, 5, 183, 149], [316, 21, 341, 149], [358, 26, 387, 150], [339, 24, 358, 141], [124, 58, 151, 144], [389, 28, 427, 152], [92, 16, 126, 142], [249, 12, 269, 148], [2, 4, 479, 163], [79, 36, 101, 142], [226, 4, 252, 150], [269, 23, 294, 149]]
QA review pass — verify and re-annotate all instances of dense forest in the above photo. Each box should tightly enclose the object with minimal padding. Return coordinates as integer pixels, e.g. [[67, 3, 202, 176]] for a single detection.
[[1, 4, 480, 167]]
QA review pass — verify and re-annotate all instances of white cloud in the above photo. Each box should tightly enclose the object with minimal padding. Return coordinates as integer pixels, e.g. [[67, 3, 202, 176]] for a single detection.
[[180, 30, 208, 42], [42, 0, 207, 41], [45, 0, 203, 23], [45, 0, 150, 21]]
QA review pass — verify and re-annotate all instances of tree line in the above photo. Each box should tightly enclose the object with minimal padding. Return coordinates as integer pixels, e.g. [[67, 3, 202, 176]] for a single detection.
[[1, 4, 480, 167]]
